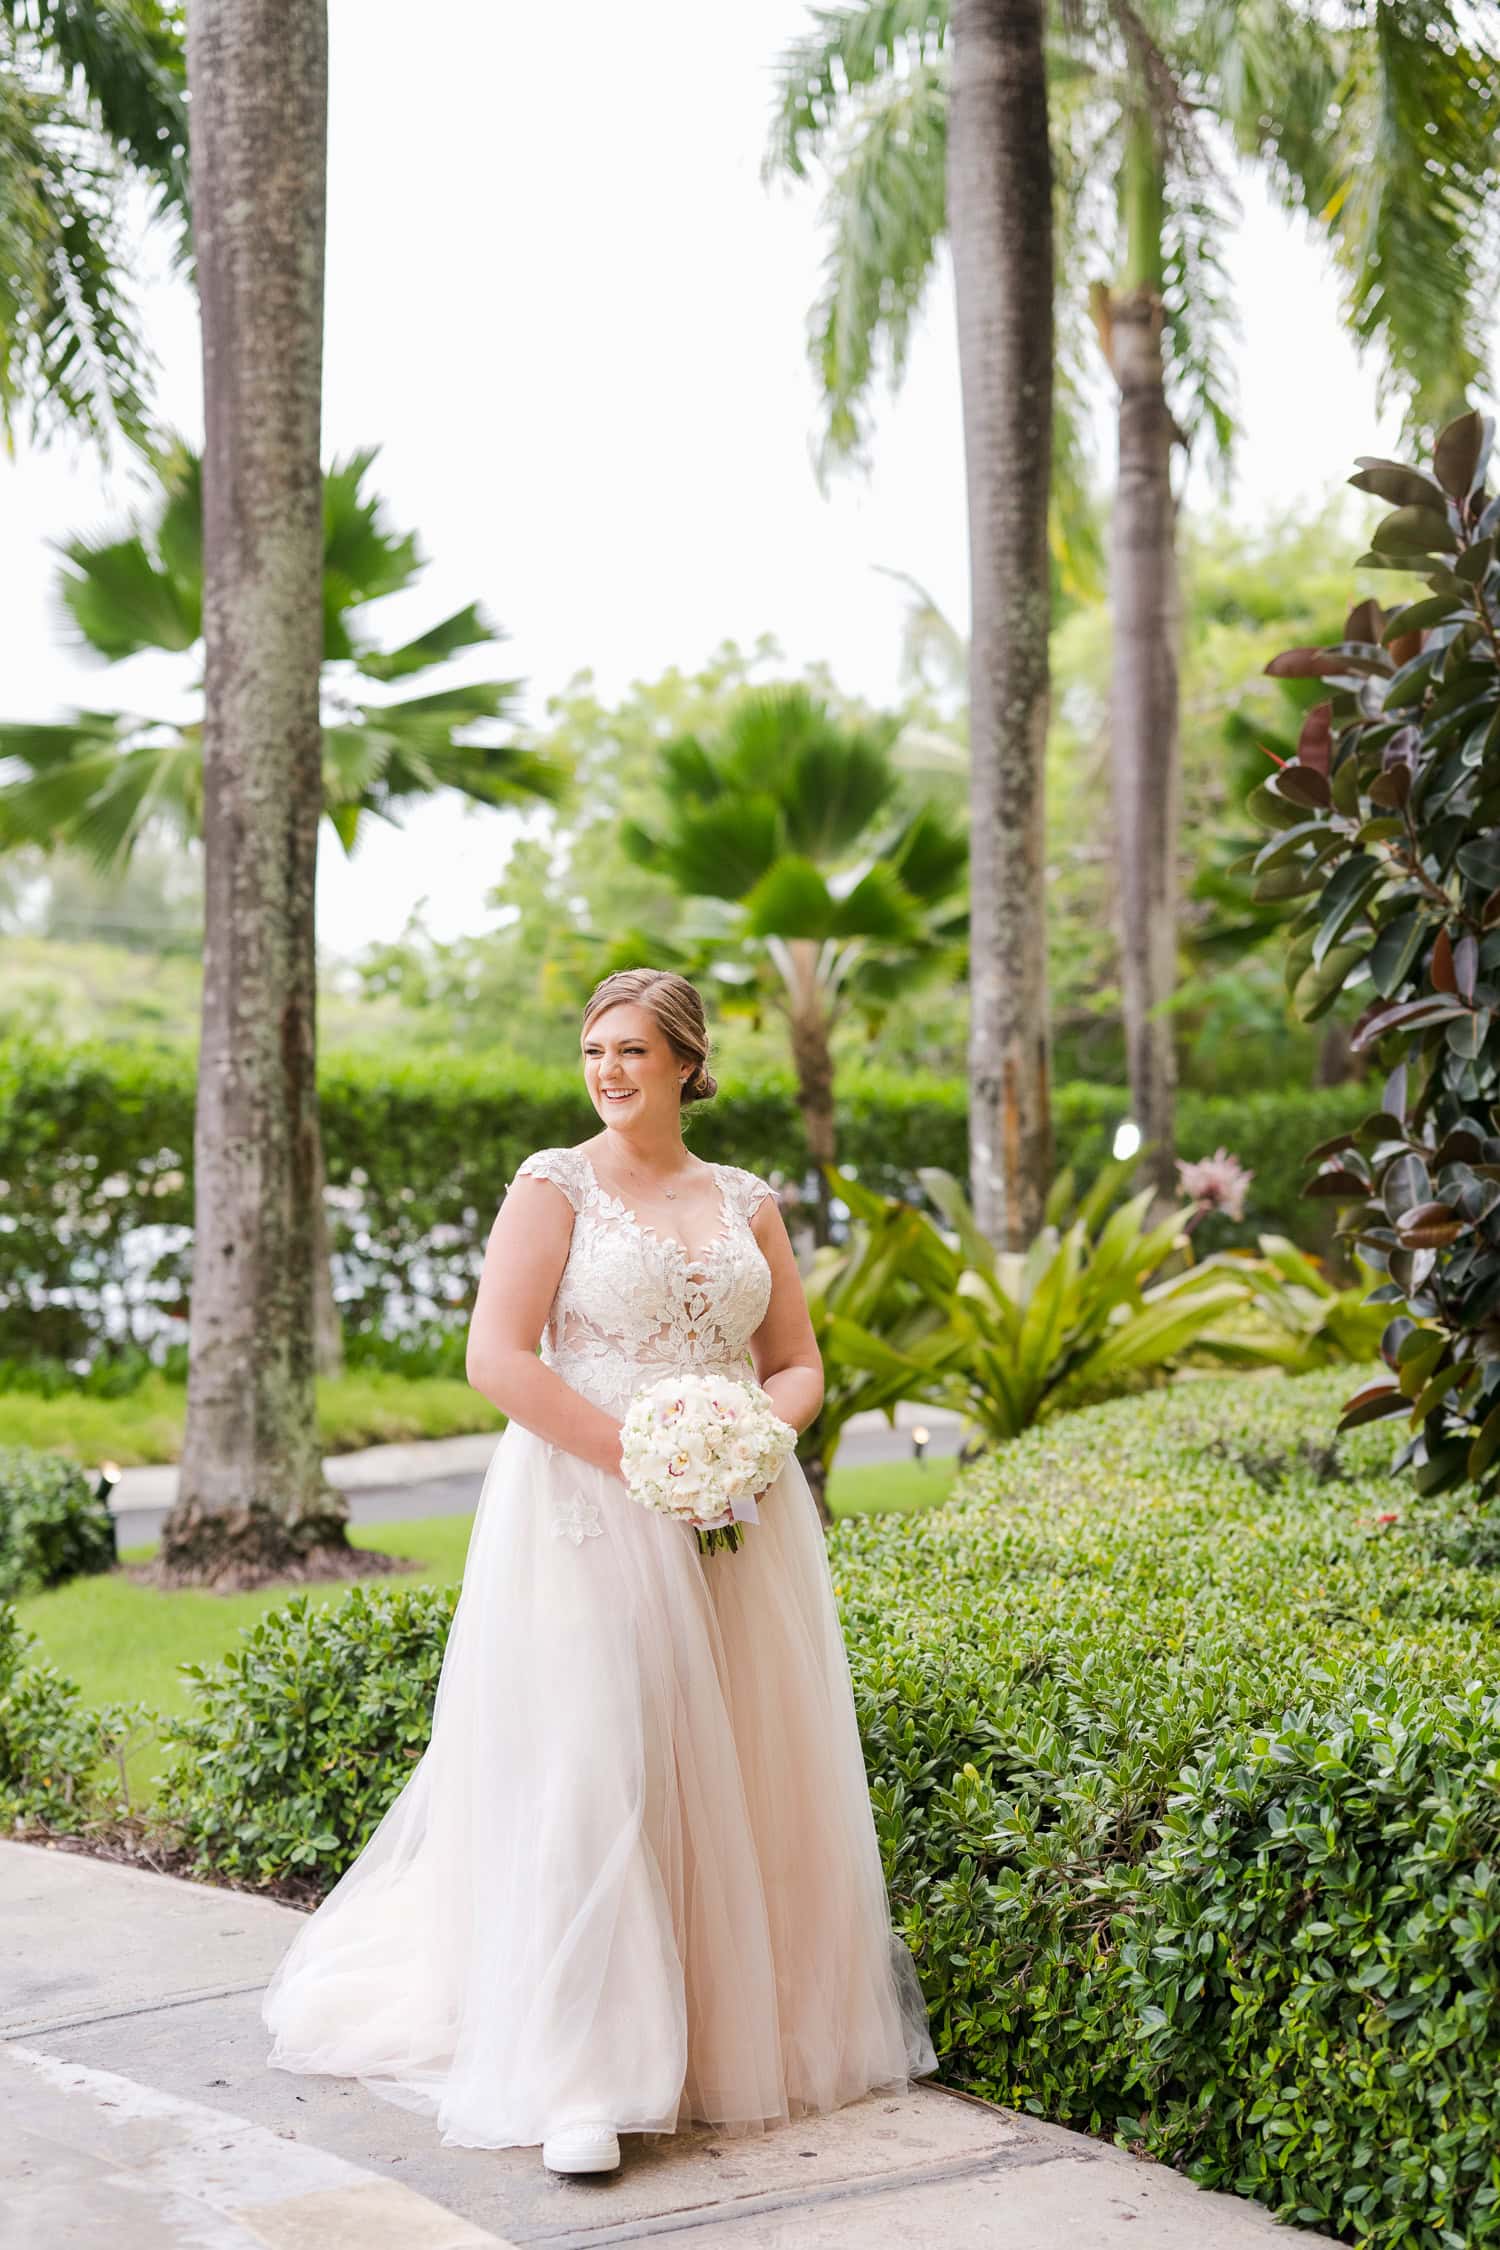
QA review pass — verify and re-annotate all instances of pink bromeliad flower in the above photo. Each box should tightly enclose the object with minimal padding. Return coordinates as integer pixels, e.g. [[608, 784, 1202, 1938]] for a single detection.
[[1176, 1146, 1253, 1224]]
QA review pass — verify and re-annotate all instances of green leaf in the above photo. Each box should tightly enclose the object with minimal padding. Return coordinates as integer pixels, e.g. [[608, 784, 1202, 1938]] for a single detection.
[[741, 855, 834, 939], [1370, 506, 1458, 558]]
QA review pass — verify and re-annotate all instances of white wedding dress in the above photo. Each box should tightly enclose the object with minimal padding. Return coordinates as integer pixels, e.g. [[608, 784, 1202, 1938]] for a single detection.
[[260, 1143, 937, 2149]]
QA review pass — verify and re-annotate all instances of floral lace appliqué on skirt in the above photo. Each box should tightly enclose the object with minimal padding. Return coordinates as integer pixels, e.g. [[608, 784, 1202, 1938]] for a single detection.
[[549, 1489, 604, 1544]]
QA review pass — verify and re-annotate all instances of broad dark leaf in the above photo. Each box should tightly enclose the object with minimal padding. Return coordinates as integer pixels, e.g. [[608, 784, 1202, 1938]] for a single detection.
[[1370, 506, 1459, 557], [1434, 409, 1492, 501]]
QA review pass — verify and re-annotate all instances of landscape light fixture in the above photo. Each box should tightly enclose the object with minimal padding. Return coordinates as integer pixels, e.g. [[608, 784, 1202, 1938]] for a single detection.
[[96, 1461, 120, 1561]]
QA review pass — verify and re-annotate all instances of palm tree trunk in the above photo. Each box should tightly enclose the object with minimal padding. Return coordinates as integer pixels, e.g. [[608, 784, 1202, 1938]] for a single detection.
[[782, 940, 838, 1247], [1096, 114, 1182, 1203], [948, 0, 1055, 1251], [162, 0, 347, 1588]]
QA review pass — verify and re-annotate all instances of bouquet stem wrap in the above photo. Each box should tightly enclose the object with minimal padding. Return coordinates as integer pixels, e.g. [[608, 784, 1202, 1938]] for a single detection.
[[619, 1374, 798, 1557]]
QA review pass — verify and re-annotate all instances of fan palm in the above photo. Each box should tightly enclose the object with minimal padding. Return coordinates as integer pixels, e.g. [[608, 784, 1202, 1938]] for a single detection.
[[0, 441, 568, 868], [617, 685, 968, 1242], [0, 0, 188, 451], [0, 441, 567, 1385], [768, 0, 1500, 1196]]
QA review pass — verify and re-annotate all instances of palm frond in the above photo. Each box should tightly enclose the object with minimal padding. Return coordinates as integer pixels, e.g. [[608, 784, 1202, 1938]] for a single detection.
[[0, 67, 155, 451], [54, 530, 198, 657], [804, 58, 949, 469], [0, 717, 200, 870], [1158, 158, 1240, 463], [765, 0, 947, 180], [782, 727, 901, 858], [1, 0, 189, 221], [879, 801, 968, 903], [355, 601, 502, 683], [1224, 0, 1500, 432], [321, 449, 423, 625]]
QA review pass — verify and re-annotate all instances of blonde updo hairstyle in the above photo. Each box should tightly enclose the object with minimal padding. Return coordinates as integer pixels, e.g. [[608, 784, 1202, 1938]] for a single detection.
[[581, 968, 718, 1106]]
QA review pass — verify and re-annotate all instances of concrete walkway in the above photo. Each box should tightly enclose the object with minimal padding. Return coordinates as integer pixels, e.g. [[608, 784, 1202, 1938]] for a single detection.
[[2, 1840, 1324, 2248], [107, 1405, 967, 1552]]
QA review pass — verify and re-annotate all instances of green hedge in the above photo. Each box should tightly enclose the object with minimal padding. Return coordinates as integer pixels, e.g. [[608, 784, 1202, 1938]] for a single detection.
[[152, 1368, 1499, 2243], [159, 1582, 455, 1880], [0, 1447, 116, 1600], [0, 1037, 1372, 1360], [0, 1604, 138, 1834], [843, 1371, 1500, 2244]]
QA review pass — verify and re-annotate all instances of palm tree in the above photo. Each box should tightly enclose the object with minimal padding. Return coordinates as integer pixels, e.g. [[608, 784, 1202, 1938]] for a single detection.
[[618, 685, 968, 1243], [948, 0, 1056, 1248], [166, 0, 332, 1589], [0, 0, 187, 450], [767, 0, 1500, 1199], [0, 442, 564, 866], [0, 441, 566, 1379]]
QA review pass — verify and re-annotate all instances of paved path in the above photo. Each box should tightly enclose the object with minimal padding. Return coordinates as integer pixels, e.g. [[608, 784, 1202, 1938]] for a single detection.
[[2, 1840, 1324, 2248], [107, 1406, 966, 1552]]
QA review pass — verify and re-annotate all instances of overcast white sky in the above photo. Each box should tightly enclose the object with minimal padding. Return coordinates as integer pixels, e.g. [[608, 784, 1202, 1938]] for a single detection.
[[3, 0, 1479, 958]]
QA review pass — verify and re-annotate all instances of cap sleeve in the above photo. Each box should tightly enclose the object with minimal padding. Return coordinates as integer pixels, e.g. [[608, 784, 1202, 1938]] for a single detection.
[[719, 1163, 775, 1225], [507, 1147, 584, 1214]]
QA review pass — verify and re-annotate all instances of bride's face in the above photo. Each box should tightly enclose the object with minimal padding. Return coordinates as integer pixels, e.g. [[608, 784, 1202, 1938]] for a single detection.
[[582, 1003, 688, 1128]]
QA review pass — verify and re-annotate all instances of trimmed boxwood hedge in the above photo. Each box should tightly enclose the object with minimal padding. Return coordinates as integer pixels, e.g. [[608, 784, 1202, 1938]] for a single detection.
[[0, 1604, 138, 1834], [0, 1036, 1370, 1359], [154, 1367, 1499, 2244], [0, 1446, 116, 1600]]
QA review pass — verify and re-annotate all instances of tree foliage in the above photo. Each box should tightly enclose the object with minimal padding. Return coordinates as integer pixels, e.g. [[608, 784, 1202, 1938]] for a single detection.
[[0, 442, 566, 869], [1248, 405, 1500, 1496], [0, 0, 188, 450]]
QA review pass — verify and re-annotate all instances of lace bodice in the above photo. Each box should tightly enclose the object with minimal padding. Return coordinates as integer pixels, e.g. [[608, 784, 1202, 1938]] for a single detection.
[[505, 1145, 776, 1416]]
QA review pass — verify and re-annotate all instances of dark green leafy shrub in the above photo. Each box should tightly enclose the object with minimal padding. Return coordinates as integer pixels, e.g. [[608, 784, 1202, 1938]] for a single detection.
[[1247, 407, 1500, 1495], [154, 1369, 1499, 2240], [0, 1603, 138, 1833], [0, 1446, 116, 1600], [0, 1035, 1369, 1361], [1135, 1683, 1500, 2238], [838, 1369, 1500, 2245], [157, 1581, 457, 1884]]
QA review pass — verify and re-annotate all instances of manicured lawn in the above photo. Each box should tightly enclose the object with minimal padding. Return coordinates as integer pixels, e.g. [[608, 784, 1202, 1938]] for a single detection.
[[0, 1370, 504, 1466], [12, 1453, 957, 1800]]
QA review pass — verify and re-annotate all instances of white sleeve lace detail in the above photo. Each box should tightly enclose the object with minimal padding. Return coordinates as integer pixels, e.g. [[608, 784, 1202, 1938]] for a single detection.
[[720, 1165, 774, 1225], [509, 1148, 584, 1213]]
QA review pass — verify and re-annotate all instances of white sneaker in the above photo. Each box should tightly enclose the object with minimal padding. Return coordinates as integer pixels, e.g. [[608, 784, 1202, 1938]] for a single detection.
[[542, 2121, 621, 2174]]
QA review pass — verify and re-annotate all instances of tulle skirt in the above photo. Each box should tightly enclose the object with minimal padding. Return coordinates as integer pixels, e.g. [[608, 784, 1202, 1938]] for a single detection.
[[259, 1418, 938, 2150]]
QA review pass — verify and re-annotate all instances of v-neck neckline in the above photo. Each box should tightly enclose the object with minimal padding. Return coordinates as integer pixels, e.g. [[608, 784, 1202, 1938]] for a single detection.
[[577, 1148, 733, 1266]]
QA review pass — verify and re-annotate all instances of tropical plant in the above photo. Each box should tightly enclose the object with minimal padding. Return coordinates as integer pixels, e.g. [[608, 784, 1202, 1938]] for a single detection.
[[0, 443, 563, 870], [826, 1159, 1251, 1442], [1245, 405, 1500, 1498], [1196, 1236, 1389, 1373], [797, 1169, 964, 1523], [0, 0, 187, 451], [926, 1164, 1251, 1438], [767, 0, 1500, 1197], [617, 684, 967, 1241]]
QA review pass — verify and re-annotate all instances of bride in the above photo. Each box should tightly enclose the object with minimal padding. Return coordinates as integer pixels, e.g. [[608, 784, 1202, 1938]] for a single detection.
[[261, 965, 938, 2176]]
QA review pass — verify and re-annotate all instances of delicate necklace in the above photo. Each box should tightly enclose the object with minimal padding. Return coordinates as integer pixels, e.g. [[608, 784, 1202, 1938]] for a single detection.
[[605, 1147, 693, 1202]]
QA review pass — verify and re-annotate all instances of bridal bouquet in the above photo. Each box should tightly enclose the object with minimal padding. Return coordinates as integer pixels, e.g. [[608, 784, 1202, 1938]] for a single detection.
[[620, 1374, 797, 1555]]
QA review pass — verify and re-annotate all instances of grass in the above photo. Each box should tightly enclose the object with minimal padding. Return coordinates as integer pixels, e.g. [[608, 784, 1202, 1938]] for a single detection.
[[12, 1452, 957, 1800], [0, 1370, 504, 1466]]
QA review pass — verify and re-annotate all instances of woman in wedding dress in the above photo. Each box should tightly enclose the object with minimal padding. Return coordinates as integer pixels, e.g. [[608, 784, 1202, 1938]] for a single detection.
[[260, 966, 938, 2175]]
